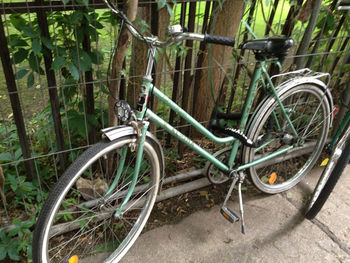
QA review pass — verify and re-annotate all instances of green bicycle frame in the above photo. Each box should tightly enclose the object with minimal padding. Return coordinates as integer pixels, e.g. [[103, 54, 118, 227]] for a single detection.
[[139, 48, 297, 172], [329, 109, 350, 150]]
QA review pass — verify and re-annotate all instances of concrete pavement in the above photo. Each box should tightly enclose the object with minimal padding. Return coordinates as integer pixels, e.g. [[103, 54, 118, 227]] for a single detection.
[[121, 166, 350, 263]]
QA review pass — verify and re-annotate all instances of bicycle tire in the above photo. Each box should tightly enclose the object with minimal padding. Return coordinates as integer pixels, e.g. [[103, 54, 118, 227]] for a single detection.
[[242, 84, 331, 193], [33, 136, 161, 263], [305, 138, 350, 219]]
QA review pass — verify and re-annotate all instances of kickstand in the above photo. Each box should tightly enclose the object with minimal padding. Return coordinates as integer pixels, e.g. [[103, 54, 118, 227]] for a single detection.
[[220, 171, 246, 234], [238, 172, 246, 234]]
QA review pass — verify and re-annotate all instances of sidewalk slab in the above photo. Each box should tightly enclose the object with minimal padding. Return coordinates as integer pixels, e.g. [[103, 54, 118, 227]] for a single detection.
[[121, 167, 350, 263]]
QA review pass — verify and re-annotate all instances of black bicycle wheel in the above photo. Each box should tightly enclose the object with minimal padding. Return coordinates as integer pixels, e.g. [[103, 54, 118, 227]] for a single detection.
[[305, 138, 350, 219], [33, 136, 161, 263]]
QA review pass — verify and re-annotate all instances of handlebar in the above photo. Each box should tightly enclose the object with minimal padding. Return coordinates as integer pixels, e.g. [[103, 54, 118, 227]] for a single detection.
[[338, 1, 350, 10], [103, 0, 235, 48]]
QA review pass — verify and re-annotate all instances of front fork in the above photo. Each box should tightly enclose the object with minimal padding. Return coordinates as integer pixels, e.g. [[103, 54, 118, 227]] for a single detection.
[[102, 121, 150, 217]]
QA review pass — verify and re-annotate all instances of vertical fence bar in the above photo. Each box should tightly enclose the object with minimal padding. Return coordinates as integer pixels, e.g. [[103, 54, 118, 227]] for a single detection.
[[35, 0, 67, 170], [178, 1, 196, 155], [264, 0, 279, 36], [166, 1, 187, 146], [0, 15, 35, 179], [83, 34, 96, 145]]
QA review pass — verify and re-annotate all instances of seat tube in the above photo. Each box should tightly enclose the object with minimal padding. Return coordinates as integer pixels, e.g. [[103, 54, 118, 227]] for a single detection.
[[228, 62, 263, 168]]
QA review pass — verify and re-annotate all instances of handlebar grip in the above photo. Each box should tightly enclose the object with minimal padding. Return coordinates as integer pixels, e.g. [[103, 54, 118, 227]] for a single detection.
[[338, 1, 350, 10], [204, 33, 235, 47]]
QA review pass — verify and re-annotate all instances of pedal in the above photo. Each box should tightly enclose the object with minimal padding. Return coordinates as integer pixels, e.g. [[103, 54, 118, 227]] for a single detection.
[[220, 206, 240, 223]]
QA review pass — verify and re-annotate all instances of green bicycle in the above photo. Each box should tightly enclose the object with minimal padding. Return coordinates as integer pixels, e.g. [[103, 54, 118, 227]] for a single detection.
[[33, 1, 334, 262]]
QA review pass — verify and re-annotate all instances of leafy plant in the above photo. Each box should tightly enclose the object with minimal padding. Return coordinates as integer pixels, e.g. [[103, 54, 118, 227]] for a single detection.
[[0, 219, 34, 261]]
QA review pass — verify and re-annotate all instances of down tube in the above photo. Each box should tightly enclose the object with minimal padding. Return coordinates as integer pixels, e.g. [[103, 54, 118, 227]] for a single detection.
[[146, 110, 230, 172]]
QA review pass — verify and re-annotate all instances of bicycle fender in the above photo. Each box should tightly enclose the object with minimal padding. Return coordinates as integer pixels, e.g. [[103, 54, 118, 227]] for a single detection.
[[101, 125, 165, 193], [276, 77, 334, 127]]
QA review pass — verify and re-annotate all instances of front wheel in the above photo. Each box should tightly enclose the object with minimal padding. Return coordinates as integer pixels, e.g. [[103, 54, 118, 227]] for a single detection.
[[33, 136, 161, 263], [305, 135, 350, 219], [243, 84, 331, 194]]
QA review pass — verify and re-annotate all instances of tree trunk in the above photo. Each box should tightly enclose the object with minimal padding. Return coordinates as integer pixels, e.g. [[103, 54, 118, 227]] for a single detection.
[[108, 0, 138, 127], [151, 5, 169, 133], [127, 6, 150, 108], [192, 0, 245, 131]]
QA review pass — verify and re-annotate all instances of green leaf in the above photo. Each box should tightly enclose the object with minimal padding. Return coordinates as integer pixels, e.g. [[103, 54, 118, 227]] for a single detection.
[[166, 3, 174, 18], [32, 38, 41, 55], [27, 72, 34, 88], [22, 26, 38, 38], [13, 48, 29, 64], [8, 246, 20, 261], [9, 14, 26, 31], [51, 56, 66, 70], [83, 13, 93, 23], [87, 26, 98, 41], [67, 110, 87, 138], [157, 0, 166, 9], [89, 49, 103, 65], [28, 52, 40, 73], [68, 62, 80, 80], [15, 68, 29, 80], [101, 85, 109, 94], [94, 21, 104, 30], [0, 152, 13, 162], [0, 246, 6, 261], [61, 0, 70, 5], [86, 114, 99, 126], [341, 63, 350, 73], [20, 182, 34, 192], [71, 11, 84, 25], [10, 39, 28, 48], [41, 37, 54, 50], [79, 51, 92, 72]]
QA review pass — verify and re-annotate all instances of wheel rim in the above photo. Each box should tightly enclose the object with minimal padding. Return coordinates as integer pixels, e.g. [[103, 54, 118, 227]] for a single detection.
[[244, 85, 330, 193], [41, 139, 160, 262]]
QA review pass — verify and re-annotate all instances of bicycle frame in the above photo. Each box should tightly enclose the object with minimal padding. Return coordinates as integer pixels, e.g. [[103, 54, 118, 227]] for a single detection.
[[328, 108, 350, 150], [137, 46, 297, 173]]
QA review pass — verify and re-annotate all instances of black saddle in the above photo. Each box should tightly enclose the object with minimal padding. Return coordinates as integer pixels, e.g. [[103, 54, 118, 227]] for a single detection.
[[239, 36, 294, 61]]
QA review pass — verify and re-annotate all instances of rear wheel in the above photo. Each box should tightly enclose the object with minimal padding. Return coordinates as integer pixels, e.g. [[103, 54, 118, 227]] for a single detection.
[[33, 136, 160, 263], [243, 84, 331, 193]]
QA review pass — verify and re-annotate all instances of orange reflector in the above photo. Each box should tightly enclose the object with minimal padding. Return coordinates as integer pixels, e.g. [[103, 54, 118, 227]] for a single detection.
[[69, 255, 79, 263], [222, 212, 230, 220], [268, 172, 277, 184]]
